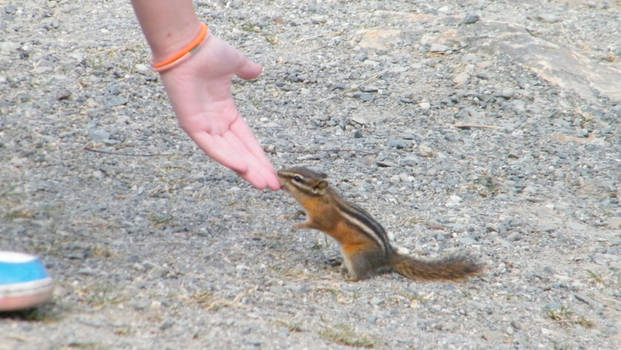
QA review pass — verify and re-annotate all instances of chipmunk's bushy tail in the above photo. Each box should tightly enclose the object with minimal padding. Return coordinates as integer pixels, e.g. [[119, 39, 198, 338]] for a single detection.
[[390, 254, 483, 281]]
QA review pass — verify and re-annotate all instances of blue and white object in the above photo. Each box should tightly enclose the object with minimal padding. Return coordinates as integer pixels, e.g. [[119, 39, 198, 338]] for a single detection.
[[0, 251, 54, 311]]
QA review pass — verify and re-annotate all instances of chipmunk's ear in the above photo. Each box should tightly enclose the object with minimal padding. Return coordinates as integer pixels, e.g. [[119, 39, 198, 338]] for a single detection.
[[313, 180, 329, 193]]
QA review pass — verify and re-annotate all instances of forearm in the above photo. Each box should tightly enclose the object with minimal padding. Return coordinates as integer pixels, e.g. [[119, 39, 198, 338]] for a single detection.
[[131, 0, 202, 62]]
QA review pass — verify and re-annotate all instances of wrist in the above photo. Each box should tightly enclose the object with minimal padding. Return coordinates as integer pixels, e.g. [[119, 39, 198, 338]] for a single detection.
[[151, 22, 208, 72], [150, 21, 203, 63], [131, 0, 202, 62]]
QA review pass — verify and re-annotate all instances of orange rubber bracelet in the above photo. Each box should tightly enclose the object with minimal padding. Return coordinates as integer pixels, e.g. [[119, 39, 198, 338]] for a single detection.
[[151, 22, 209, 73]]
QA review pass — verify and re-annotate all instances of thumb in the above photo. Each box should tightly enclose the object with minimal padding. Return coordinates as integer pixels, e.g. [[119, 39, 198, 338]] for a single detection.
[[236, 57, 262, 80]]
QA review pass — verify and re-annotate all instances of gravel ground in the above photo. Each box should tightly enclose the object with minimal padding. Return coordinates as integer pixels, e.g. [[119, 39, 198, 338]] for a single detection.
[[1, 0, 620, 349]]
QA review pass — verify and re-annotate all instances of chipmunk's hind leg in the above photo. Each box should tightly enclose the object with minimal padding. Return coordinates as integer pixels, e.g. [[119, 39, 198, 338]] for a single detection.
[[341, 246, 389, 281]]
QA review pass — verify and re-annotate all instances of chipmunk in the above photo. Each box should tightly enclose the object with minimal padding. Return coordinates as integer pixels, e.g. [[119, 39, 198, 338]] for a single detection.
[[278, 167, 482, 281]]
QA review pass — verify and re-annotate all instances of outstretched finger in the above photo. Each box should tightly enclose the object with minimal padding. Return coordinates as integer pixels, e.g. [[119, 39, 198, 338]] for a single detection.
[[221, 131, 276, 190], [189, 131, 248, 174], [189, 130, 273, 190], [230, 118, 280, 189], [230, 117, 276, 172]]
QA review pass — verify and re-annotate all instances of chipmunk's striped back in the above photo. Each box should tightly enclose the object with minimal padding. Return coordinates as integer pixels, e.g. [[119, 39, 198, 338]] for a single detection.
[[329, 190, 392, 256]]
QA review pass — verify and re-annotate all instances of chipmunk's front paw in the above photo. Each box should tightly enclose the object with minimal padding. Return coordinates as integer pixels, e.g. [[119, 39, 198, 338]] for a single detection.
[[327, 257, 343, 267], [292, 220, 314, 232]]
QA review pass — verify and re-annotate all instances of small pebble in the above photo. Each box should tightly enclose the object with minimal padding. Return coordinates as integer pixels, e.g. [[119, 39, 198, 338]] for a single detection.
[[419, 101, 431, 110], [476, 72, 489, 80], [4, 5, 17, 15], [131, 300, 150, 311], [160, 320, 174, 330], [535, 13, 561, 23], [56, 88, 71, 100], [445, 194, 462, 207], [88, 128, 111, 142], [360, 85, 379, 93], [496, 88, 515, 99], [418, 144, 434, 157], [429, 43, 451, 53], [387, 138, 408, 149], [135, 63, 150, 73], [463, 14, 480, 25]]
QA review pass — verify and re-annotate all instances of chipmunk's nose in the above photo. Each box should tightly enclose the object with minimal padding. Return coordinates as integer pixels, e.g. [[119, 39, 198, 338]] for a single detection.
[[276, 171, 288, 190]]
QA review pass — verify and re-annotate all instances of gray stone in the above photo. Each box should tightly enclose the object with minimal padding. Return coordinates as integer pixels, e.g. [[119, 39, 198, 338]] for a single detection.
[[387, 138, 409, 149], [130, 299, 150, 311], [612, 104, 621, 117], [418, 144, 434, 157], [496, 88, 515, 99], [400, 156, 419, 167], [419, 101, 431, 110], [56, 88, 71, 100], [360, 85, 379, 93], [534, 13, 561, 23], [0, 41, 19, 53], [104, 95, 128, 108], [463, 14, 480, 25], [89, 128, 111, 142], [4, 5, 17, 15], [429, 43, 451, 53]]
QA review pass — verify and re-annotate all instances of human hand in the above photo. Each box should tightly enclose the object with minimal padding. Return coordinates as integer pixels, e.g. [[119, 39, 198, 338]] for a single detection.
[[159, 35, 280, 190]]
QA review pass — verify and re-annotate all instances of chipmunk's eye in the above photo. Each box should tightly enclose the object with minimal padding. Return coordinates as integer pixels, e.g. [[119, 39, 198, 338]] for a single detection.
[[293, 175, 303, 183]]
